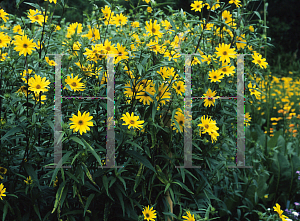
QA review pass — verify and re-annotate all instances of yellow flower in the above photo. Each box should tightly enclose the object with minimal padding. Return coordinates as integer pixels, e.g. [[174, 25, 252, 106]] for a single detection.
[[249, 25, 254, 32], [229, 0, 242, 7], [113, 13, 128, 26], [13, 24, 23, 34], [44, 0, 57, 3], [28, 74, 51, 95], [191, 1, 204, 12], [215, 43, 236, 63], [0, 183, 6, 200], [147, 7, 152, 13], [24, 176, 33, 185], [131, 21, 140, 28], [0, 32, 11, 48], [45, 56, 57, 66], [203, 88, 219, 107], [0, 167, 7, 174], [208, 69, 224, 83], [0, 9, 9, 22], [27, 9, 47, 26], [13, 35, 37, 56], [145, 19, 163, 38], [120, 112, 144, 130], [252, 52, 268, 69], [64, 73, 85, 92], [182, 211, 195, 221], [69, 110, 94, 135], [142, 205, 157, 221]]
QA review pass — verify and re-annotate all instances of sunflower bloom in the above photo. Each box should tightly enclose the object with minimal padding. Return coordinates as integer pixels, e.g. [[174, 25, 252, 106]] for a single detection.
[[0, 32, 11, 48], [229, 0, 242, 7], [173, 81, 185, 96], [172, 108, 185, 133], [0, 167, 7, 174], [28, 74, 51, 95], [145, 19, 163, 38], [13, 35, 37, 56], [142, 205, 157, 221], [252, 52, 268, 69], [24, 176, 33, 185], [0, 9, 9, 22], [113, 13, 128, 26], [120, 112, 144, 130], [69, 110, 94, 135], [64, 73, 85, 92], [182, 211, 195, 221], [0, 183, 6, 200], [208, 69, 224, 83], [136, 85, 156, 105], [215, 43, 236, 63], [203, 88, 219, 107], [191, 1, 204, 12]]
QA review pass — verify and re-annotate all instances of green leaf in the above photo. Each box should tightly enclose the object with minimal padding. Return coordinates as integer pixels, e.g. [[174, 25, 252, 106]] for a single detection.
[[2, 202, 8, 221], [23, 2, 41, 10], [52, 181, 66, 213], [1, 126, 23, 141], [81, 138, 103, 167], [33, 204, 42, 221], [127, 150, 156, 173], [115, 186, 125, 216], [84, 194, 95, 216], [65, 171, 80, 183], [103, 175, 109, 196], [173, 180, 194, 194], [16, 0, 26, 8], [124, 140, 144, 152]]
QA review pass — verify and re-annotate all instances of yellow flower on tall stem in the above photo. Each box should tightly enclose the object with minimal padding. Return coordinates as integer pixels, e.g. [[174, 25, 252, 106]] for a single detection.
[[69, 110, 94, 135], [120, 112, 144, 130], [0, 9, 9, 22], [28, 74, 51, 95], [203, 88, 219, 107], [172, 108, 185, 133], [113, 13, 128, 26], [191, 1, 204, 12], [208, 69, 224, 83], [13, 35, 37, 56], [27, 9, 47, 26], [173, 81, 185, 96], [252, 52, 268, 69], [44, 0, 57, 4], [64, 73, 85, 92], [136, 85, 156, 105], [0, 183, 6, 200], [145, 19, 163, 38], [182, 211, 195, 221], [0, 167, 7, 174], [24, 176, 33, 185], [215, 43, 236, 63], [0, 32, 11, 48], [142, 205, 157, 221]]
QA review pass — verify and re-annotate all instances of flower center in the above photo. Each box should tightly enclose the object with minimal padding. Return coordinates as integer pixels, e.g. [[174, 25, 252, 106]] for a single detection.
[[179, 120, 183, 125], [223, 51, 227, 55], [23, 44, 28, 48], [213, 76, 217, 79], [146, 214, 150, 218], [72, 82, 77, 87], [36, 85, 41, 89], [78, 120, 83, 125], [257, 60, 261, 63], [130, 120, 135, 124], [152, 28, 156, 33], [222, 68, 227, 72], [205, 124, 209, 129], [177, 86, 181, 90]]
